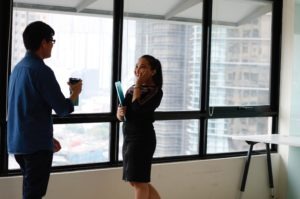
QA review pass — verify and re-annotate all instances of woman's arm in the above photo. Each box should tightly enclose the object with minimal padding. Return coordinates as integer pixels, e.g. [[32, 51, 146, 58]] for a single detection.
[[131, 89, 163, 114], [132, 85, 142, 102]]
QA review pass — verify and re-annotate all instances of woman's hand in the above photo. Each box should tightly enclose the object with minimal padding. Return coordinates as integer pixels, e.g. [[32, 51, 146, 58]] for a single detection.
[[135, 69, 152, 86], [117, 106, 127, 121]]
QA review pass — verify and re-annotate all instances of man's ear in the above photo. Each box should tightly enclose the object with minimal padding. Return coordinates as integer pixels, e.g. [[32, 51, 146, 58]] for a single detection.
[[152, 70, 156, 76], [40, 39, 47, 48]]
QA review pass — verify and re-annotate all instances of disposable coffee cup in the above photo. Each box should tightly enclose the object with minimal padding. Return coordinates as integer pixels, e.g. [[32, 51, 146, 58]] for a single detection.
[[69, 77, 81, 106]]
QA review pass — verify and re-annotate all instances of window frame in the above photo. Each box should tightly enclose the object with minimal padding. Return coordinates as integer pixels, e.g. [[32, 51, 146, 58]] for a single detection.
[[0, 0, 282, 176]]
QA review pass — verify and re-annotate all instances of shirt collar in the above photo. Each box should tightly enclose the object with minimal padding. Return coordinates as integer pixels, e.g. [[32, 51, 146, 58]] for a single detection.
[[25, 51, 42, 60]]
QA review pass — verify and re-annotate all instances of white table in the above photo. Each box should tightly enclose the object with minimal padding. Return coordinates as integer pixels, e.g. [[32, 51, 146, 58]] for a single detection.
[[232, 134, 300, 198], [233, 134, 300, 147]]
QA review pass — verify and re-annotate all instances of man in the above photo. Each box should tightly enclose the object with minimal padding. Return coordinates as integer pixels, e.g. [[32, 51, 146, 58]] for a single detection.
[[7, 21, 82, 199]]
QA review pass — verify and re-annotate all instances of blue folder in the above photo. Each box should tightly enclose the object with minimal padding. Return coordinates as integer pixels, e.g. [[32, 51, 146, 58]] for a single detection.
[[115, 81, 126, 121], [115, 81, 125, 106]]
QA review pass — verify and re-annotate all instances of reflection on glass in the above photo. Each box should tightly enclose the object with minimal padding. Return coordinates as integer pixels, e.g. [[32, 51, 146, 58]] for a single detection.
[[210, 0, 273, 106], [119, 120, 199, 160], [11, 9, 113, 113], [207, 117, 272, 153]]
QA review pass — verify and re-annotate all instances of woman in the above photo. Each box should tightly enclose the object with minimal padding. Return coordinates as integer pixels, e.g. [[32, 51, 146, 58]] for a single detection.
[[117, 55, 163, 199]]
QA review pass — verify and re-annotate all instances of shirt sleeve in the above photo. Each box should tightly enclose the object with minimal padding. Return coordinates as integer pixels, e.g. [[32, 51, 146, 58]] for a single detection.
[[36, 66, 74, 116]]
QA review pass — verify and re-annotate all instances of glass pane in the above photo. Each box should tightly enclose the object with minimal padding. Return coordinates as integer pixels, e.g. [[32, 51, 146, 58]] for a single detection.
[[119, 120, 199, 159], [8, 155, 19, 169], [155, 120, 199, 157], [210, 0, 273, 106], [207, 117, 272, 153], [8, 123, 110, 169], [122, 0, 203, 111], [11, 2, 113, 113], [53, 123, 110, 166]]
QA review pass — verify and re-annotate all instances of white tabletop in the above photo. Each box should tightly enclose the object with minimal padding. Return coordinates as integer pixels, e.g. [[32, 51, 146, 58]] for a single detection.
[[232, 134, 300, 147]]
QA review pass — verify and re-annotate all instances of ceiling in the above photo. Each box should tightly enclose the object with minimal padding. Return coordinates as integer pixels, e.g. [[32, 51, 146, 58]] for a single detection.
[[14, 0, 273, 26]]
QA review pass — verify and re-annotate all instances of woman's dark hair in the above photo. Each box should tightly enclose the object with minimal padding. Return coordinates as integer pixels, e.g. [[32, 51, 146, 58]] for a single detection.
[[140, 54, 163, 89], [23, 21, 55, 51]]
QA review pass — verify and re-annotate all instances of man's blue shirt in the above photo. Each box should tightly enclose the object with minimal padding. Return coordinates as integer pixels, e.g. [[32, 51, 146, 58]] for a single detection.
[[7, 51, 74, 154]]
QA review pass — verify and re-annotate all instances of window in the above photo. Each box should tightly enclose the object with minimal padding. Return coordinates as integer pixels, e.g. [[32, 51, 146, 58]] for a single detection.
[[207, 0, 277, 155], [207, 117, 272, 153], [11, 9, 113, 114], [122, 16, 202, 111], [121, 0, 202, 158], [211, 0, 272, 107], [8, 1, 114, 170], [119, 120, 200, 159], [0, 0, 281, 174]]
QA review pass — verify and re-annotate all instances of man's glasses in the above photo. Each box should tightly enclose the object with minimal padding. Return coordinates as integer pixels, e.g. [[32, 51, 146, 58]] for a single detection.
[[47, 39, 56, 44]]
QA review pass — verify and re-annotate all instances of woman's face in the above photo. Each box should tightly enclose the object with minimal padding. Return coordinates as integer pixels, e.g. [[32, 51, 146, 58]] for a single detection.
[[134, 58, 155, 80]]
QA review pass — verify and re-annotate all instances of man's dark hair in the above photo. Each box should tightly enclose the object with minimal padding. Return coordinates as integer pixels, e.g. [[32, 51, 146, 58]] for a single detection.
[[23, 21, 55, 51]]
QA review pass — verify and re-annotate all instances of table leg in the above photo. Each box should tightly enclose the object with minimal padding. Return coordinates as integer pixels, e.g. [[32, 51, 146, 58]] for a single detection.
[[240, 141, 257, 192], [266, 143, 275, 198]]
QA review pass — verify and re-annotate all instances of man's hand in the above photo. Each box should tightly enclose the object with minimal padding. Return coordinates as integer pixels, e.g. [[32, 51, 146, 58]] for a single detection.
[[53, 138, 62, 152]]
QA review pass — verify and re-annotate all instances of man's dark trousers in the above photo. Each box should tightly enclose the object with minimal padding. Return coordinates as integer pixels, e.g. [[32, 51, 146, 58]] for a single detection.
[[15, 150, 53, 199]]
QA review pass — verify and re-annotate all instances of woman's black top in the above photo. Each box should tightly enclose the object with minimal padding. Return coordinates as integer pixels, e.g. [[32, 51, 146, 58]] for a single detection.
[[122, 85, 163, 182]]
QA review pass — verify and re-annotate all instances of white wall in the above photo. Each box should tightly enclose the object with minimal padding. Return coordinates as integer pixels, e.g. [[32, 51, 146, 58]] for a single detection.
[[280, 0, 300, 198], [278, 0, 296, 198], [0, 155, 279, 199]]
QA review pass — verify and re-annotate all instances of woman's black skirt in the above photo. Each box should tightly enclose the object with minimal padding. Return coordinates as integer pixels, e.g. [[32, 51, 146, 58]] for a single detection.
[[122, 122, 156, 182]]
